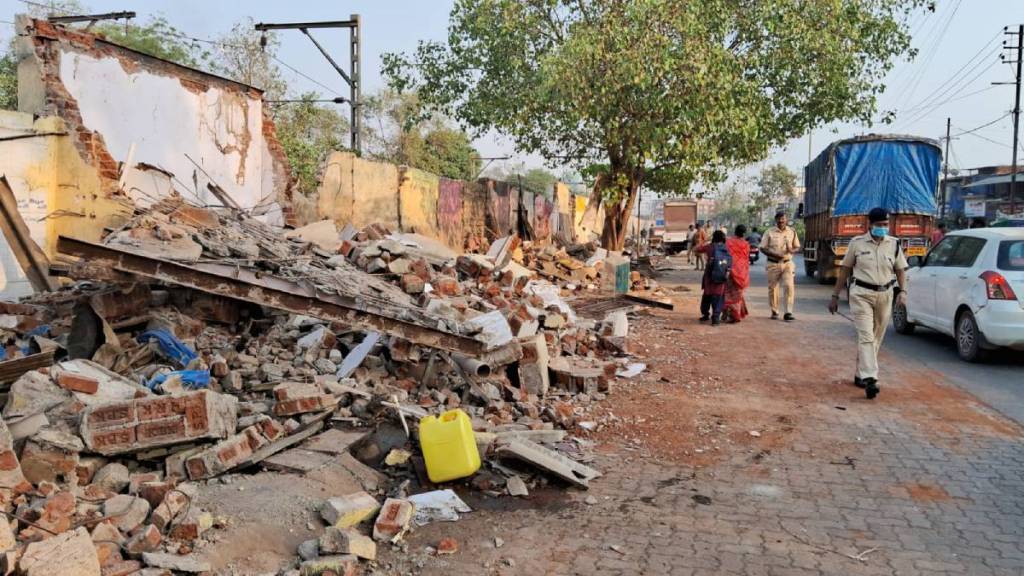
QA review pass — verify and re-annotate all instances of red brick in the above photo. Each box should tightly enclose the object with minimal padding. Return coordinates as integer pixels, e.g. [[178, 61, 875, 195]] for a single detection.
[[56, 372, 99, 394]]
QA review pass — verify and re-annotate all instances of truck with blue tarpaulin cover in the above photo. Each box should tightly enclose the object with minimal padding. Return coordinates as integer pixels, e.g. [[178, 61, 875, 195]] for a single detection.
[[802, 134, 940, 283]]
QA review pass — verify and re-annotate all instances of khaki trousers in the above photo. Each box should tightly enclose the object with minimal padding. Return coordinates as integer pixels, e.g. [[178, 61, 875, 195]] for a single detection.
[[766, 260, 796, 315], [849, 286, 893, 380]]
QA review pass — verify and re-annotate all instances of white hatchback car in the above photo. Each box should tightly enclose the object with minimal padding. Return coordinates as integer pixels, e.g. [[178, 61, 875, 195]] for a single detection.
[[893, 228, 1024, 362]]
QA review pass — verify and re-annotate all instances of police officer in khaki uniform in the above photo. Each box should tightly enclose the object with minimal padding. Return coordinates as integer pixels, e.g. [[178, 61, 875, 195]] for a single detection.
[[760, 211, 801, 321], [829, 207, 908, 399]]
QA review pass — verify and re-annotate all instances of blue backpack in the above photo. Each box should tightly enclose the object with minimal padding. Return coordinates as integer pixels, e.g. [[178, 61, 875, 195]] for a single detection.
[[709, 243, 732, 284]]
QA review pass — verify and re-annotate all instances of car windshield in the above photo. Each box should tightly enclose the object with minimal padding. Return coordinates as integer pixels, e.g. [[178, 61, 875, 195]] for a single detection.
[[997, 240, 1024, 271]]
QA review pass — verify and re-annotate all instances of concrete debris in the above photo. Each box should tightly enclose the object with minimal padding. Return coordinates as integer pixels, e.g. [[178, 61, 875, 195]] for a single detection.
[[373, 497, 415, 542]]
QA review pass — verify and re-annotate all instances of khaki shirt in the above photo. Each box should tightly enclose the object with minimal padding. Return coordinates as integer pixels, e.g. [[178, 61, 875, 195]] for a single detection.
[[759, 226, 801, 260], [840, 234, 908, 286]]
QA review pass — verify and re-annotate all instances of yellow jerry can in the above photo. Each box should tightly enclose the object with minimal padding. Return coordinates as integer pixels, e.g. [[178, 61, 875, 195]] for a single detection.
[[419, 409, 481, 483]]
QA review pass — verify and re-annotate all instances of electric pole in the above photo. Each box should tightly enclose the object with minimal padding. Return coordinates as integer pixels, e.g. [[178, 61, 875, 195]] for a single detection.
[[941, 117, 950, 221], [255, 17, 362, 154], [1003, 25, 1023, 216]]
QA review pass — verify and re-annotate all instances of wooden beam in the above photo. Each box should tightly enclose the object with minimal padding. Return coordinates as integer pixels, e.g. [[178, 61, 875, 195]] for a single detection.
[[0, 177, 58, 292]]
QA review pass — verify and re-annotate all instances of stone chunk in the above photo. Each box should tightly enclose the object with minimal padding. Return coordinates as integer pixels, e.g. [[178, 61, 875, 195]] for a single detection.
[[0, 417, 29, 491], [320, 492, 380, 528], [372, 498, 414, 542], [20, 527, 101, 576], [80, 391, 238, 455], [518, 334, 550, 396], [124, 524, 161, 556], [318, 527, 376, 560], [299, 555, 358, 576], [103, 495, 150, 533], [92, 463, 130, 493], [140, 552, 210, 573]]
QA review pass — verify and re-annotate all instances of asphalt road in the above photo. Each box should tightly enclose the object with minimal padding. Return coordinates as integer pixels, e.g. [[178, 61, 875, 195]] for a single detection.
[[743, 254, 1024, 425]]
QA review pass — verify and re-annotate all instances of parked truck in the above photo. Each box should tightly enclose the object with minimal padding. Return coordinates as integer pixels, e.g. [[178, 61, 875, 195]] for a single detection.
[[661, 199, 698, 254], [802, 134, 940, 283]]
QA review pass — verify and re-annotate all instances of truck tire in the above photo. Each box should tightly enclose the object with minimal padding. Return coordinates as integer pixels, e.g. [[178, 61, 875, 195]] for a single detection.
[[816, 246, 835, 285], [804, 258, 815, 278]]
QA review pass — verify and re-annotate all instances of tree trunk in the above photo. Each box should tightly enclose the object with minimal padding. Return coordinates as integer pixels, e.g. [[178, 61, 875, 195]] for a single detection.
[[600, 170, 642, 251]]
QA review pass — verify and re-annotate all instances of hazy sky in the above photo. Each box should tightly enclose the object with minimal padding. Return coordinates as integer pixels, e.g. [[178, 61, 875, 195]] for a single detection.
[[3, 0, 1024, 183]]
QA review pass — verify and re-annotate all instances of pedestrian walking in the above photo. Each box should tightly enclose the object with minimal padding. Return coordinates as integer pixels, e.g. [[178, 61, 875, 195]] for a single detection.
[[723, 225, 750, 322], [685, 224, 696, 263], [696, 229, 730, 325], [691, 223, 708, 270], [759, 211, 801, 321], [828, 207, 908, 400]]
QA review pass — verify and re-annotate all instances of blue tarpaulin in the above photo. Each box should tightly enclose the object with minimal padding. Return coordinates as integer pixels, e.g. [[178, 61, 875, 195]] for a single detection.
[[832, 140, 940, 217], [145, 370, 210, 391], [137, 329, 198, 368]]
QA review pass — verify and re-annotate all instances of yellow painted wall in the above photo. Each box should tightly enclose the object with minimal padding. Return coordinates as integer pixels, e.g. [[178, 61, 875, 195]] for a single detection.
[[317, 151, 400, 230], [398, 167, 439, 237], [0, 113, 132, 299]]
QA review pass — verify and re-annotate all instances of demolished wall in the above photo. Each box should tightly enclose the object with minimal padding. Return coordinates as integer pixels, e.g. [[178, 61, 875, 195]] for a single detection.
[[13, 16, 292, 221]]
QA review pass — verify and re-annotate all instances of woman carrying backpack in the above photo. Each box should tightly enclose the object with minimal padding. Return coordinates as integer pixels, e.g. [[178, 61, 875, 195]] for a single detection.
[[695, 229, 732, 326]]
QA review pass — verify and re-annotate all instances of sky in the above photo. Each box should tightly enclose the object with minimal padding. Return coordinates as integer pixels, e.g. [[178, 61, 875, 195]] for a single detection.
[[3, 0, 1024, 185]]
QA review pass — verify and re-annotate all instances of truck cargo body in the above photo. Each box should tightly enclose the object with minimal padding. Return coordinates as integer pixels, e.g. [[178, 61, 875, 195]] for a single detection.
[[803, 135, 940, 283], [662, 200, 698, 253]]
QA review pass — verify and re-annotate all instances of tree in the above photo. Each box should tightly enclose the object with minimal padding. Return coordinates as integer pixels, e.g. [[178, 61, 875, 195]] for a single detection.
[[207, 19, 286, 100], [384, 0, 924, 249], [362, 90, 481, 180], [269, 92, 348, 196], [712, 179, 752, 228], [1, 0, 87, 110], [485, 162, 558, 196], [95, 16, 211, 68], [751, 163, 798, 222]]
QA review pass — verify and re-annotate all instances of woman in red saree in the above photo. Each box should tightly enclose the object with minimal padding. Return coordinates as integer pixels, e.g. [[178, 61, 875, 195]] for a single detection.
[[724, 225, 751, 322]]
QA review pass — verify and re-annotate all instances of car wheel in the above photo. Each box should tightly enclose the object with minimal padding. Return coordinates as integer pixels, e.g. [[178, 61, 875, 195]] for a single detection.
[[955, 310, 986, 363], [892, 299, 915, 335]]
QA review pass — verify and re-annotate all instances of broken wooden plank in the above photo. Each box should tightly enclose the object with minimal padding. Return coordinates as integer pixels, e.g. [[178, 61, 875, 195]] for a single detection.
[[0, 350, 56, 387], [0, 176, 58, 292], [494, 437, 601, 489], [625, 292, 675, 310], [56, 236, 487, 355]]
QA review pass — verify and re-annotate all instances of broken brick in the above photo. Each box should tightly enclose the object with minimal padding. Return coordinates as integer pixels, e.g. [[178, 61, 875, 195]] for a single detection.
[[56, 372, 99, 394], [320, 492, 380, 528], [318, 526, 376, 560], [372, 498, 414, 542]]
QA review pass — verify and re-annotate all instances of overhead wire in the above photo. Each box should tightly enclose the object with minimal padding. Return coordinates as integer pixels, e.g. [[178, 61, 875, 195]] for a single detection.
[[952, 112, 1011, 137], [900, 0, 963, 107], [897, 29, 1002, 115], [898, 57, 1001, 128], [888, 0, 960, 109]]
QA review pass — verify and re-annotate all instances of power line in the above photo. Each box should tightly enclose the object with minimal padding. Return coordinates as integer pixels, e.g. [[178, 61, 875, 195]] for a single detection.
[[897, 29, 1002, 115], [959, 130, 1012, 148], [889, 0, 962, 108], [900, 85, 997, 114], [899, 58, 1001, 127], [953, 112, 1011, 137]]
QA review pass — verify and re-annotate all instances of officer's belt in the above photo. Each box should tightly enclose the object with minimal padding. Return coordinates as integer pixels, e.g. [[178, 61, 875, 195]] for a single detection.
[[766, 256, 791, 264], [853, 278, 896, 292]]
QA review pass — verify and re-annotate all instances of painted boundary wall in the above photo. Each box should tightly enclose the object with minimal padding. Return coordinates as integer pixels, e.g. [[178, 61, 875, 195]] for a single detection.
[[316, 151, 579, 251]]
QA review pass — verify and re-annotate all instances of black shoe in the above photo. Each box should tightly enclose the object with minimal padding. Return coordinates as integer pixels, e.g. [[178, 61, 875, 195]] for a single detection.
[[771, 312, 779, 320], [784, 313, 795, 322], [711, 318, 721, 326], [699, 316, 709, 323], [864, 378, 880, 400], [854, 376, 865, 389]]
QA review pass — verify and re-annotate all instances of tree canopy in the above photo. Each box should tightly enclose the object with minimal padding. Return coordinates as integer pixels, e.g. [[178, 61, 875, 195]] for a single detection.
[[362, 90, 481, 181], [384, 0, 925, 247], [751, 163, 798, 221]]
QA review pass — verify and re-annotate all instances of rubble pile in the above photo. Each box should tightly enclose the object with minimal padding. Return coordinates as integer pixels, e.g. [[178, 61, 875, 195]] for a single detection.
[[0, 195, 658, 574]]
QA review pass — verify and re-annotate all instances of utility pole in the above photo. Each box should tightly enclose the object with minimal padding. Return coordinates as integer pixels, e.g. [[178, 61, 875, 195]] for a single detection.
[[941, 117, 950, 221], [1003, 25, 1023, 216], [255, 17, 362, 154]]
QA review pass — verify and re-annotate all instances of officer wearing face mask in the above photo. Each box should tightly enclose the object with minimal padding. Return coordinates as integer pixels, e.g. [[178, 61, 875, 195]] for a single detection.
[[829, 207, 908, 400]]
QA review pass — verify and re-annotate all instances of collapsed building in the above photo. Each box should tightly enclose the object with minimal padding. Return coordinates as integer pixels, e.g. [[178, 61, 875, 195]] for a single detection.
[[0, 17, 663, 576]]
